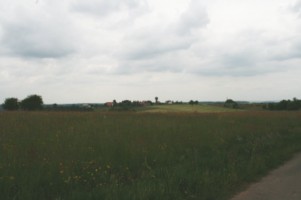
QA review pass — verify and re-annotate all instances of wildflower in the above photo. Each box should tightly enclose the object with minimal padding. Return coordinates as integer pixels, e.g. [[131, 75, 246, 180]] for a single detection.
[[64, 177, 71, 183]]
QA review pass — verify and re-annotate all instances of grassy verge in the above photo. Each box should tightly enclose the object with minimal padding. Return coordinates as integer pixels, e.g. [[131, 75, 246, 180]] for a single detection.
[[0, 111, 301, 199]]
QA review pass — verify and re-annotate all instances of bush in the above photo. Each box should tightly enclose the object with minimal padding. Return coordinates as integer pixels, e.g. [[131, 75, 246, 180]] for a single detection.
[[224, 99, 238, 109]]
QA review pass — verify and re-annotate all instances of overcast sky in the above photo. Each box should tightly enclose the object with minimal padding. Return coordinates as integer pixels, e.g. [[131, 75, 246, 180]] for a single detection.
[[1, 0, 301, 103]]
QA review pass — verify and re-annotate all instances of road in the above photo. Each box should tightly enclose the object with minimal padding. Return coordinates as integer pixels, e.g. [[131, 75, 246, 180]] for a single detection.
[[231, 153, 301, 200]]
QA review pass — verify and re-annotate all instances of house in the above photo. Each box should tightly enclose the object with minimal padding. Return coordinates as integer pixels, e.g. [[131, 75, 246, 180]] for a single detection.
[[165, 100, 173, 104], [104, 102, 113, 107]]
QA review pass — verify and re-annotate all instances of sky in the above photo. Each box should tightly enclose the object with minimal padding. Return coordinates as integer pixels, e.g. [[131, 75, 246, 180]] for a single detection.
[[0, 0, 301, 104]]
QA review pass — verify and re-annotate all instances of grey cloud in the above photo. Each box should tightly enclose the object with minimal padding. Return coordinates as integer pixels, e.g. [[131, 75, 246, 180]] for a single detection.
[[194, 27, 301, 77], [122, 33, 194, 60], [2, 24, 74, 58], [176, 0, 209, 35], [222, 52, 256, 68], [259, 35, 301, 62], [199, 68, 263, 77], [291, 0, 301, 15], [0, 3, 76, 59], [193, 59, 279, 77], [73, 0, 209, 75], [118, 0, 209, 63], [1, 21, 75, 59], [72, 0, 149, 17], [270, 48, 301, 61], [115, 52, 186, 74]]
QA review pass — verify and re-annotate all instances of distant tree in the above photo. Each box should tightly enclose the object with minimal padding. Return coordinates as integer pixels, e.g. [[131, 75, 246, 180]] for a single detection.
[[112, 100, 117, 106], [117, 100, 131, 110], [146, 100, 153, 105], [20, 95, 43, 111], [155, 97, 158, 104], [141, 100, 153, 106], [224, 99, 238, 109], [189, 100, 199, 105], [120, 100, 132, 107], [268, 98, 301, 111], [288, 98, 300, 110], [132, 101, 140, 107], [3, 98, 19, 111], [267, 103, 275, 110], [277, 100, 288, 110]]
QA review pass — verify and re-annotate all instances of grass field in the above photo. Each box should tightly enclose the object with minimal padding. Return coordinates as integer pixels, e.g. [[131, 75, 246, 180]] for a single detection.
[[140, 104, 240, 113], [0, 111, 301, 200]]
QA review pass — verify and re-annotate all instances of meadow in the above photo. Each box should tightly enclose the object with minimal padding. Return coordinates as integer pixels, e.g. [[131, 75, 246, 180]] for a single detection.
[[0, 110, 301, 200], [140, 104, 239, 113]]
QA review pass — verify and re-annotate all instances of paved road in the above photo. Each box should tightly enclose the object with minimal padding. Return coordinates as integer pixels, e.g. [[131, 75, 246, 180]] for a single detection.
[[231, 153, 301, 200]]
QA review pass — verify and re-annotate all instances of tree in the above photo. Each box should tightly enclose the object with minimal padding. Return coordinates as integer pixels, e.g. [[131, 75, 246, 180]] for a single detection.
[[155, 97, 158, 104], [20, 95, 43, 111], [189, 100, 199, 105], [267, 98, 301, 111], [224, 99, 238, 109], [113, 100, 117, 107], [3, 98, 19, 111]]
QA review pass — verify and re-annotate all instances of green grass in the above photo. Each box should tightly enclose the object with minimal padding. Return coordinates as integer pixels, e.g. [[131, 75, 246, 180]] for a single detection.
[[0, 111, 301, 200], [140, 104, 240, 113]]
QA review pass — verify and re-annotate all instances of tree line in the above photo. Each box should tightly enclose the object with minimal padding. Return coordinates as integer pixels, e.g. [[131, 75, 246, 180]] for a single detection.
[[264, 98, 301, 111], [3, 95, 300, 112], [2, 95, 43, 111], [106, 100, 153, 111]]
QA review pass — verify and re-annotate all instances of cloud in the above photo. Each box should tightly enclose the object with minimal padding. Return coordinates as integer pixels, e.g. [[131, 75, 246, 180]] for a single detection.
[[121, 29, 195, 60], [1, 21, 75, 58], [0, 2, 77, 59], [176, 0, 209, 35], [1, 0, 301, 103], [115, 0, 209, 73], [72, 0, 149, 17], [291, 0, 301, 16]]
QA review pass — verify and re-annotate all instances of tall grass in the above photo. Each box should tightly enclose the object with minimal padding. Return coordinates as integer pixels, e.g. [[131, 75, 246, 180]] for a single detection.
[[0, 111, 301, 199]]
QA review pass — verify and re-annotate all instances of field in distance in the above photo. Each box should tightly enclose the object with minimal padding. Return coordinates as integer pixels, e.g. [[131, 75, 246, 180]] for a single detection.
[[139, 104, 240, 113]]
